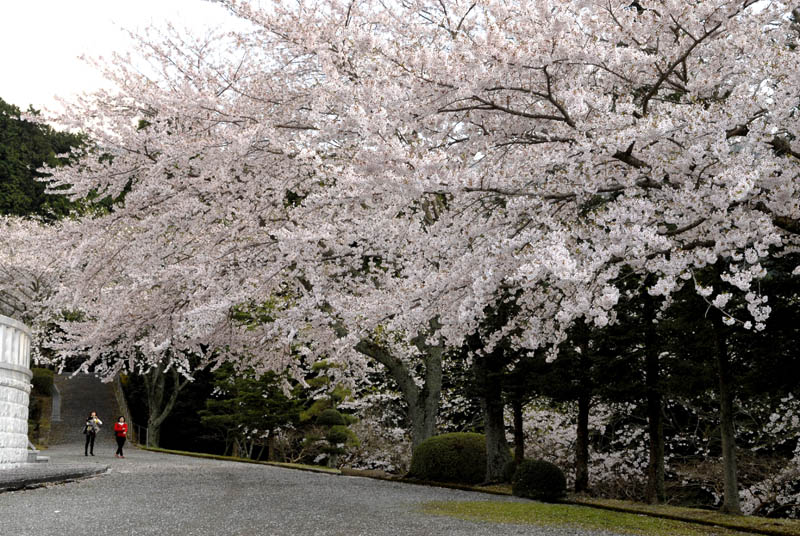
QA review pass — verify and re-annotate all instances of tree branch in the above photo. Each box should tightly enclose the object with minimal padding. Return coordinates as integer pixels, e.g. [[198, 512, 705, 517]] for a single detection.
[[641, 22, 722, 116]]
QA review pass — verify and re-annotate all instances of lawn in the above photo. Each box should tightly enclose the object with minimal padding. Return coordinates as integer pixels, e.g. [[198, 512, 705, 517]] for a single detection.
[[422, 500, 775, 536]]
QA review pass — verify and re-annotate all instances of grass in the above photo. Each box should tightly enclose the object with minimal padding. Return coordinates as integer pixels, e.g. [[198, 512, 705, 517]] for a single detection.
[[138, 445, 341, 474], [414, 482, 799, 536], [422, 501, 767, 536], [569, 498, 800, 536]]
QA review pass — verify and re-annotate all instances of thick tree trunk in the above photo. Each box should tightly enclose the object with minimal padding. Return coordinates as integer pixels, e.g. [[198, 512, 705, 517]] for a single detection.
[[147, 420, 160, 447], [484, 377, 512, 482], [483, 398, 511, 482], [322, 292, 444, 451], [355, 327, 443, 450], [512, 396, 525, 464], [410, 347, 442, 449], [643, 290, 666, 503], [474, 353, 511, 483], [712, 312, 742, 515], [574, 390, 591, 493], [143, 364, 188, 448]]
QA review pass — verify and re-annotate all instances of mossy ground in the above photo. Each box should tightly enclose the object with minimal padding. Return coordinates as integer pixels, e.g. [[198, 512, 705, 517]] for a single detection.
[[422, 501, 769, 536], [568, 498, 800, 536], [460, 485, 800, 536]]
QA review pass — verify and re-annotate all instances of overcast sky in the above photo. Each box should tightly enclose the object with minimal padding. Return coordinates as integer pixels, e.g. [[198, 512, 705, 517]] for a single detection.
[[0, 1, 247, 112]]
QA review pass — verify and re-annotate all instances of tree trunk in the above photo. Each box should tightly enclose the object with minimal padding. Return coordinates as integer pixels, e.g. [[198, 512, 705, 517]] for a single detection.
[[143, 363, 188, 448], [643, 289, 666, 503], [354, 325, 443, 450], [575, 390, 591, 493], [321, 292, 444, 451], [712, 312, 742, 515], [475, 353, 512, 483], [512, 396, 525, 464], [573, 333, 592, 494], [409, 346, 442, 449]]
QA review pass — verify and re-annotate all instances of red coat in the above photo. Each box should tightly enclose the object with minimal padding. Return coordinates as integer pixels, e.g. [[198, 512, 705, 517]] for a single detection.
[[114, 422, 128, 438]]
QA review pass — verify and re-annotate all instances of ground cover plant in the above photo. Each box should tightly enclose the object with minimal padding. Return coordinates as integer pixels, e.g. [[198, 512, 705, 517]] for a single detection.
[[422, 501, 774, 536]]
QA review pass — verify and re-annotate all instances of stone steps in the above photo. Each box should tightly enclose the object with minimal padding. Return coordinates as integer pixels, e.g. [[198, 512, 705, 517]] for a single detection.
[[49, 374, 120, 448]]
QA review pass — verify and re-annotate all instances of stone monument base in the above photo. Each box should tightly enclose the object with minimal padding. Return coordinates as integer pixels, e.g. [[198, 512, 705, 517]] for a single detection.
[[0, 315, 33, 468]]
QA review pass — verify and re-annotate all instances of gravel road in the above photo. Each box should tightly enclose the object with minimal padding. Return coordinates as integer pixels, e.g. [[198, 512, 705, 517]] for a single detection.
[[0, 443, 624, 536]]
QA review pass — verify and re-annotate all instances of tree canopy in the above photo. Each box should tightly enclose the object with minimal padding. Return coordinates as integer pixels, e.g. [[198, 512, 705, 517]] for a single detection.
[[0, 98, 83, 221]]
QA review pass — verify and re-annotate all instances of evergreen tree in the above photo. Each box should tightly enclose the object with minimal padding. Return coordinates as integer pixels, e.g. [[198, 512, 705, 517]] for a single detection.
[[0, 97, 83, 220]]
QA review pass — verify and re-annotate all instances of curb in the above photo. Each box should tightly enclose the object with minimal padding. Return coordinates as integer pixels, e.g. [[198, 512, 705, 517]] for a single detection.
[[137, 446, 340, 475], [0, 465, 109, 493]]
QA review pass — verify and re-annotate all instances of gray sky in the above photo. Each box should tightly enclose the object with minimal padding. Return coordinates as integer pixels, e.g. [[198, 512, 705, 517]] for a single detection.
[[0, 1, 243, 111]]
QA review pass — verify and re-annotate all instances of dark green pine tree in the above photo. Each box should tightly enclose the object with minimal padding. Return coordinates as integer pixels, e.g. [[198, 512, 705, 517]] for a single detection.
[[200, 364, 303, 460]]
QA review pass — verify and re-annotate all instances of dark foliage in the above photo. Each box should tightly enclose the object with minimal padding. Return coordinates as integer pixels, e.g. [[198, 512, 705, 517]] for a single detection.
[[30, 367, 54, 396], [316, 408, 346, 427], [0, 98, 83, 220]]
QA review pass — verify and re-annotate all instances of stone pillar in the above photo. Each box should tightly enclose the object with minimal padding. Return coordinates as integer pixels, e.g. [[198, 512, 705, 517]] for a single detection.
[[0, 315, 32, 468]]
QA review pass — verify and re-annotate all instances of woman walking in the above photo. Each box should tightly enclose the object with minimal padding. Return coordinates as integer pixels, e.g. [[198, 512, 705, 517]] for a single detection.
[[83, 411, 102, 456], [113, 416, 129, 458]]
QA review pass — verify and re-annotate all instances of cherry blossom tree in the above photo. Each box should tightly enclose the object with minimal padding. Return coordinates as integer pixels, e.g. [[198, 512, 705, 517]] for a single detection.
[[2, 0, 796, 503], [230, 0, 800, 502]]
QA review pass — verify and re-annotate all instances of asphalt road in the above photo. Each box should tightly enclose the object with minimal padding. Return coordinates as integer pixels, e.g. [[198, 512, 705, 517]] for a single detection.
[[0, 443, 623, 536]]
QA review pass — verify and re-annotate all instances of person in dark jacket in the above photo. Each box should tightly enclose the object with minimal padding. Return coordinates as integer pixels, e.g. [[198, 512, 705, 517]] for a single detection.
[[83, 411, 102, 456], [113, 416, 129, 458]]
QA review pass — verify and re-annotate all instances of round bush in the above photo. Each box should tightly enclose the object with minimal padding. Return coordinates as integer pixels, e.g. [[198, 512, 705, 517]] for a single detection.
[[409, 432, 486, 484], [512, 459, 567, 502], [316, 408, 345, 426]]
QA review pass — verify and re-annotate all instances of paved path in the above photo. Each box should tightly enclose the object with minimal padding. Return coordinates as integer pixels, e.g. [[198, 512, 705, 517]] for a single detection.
[[0, 442, 622, 536]]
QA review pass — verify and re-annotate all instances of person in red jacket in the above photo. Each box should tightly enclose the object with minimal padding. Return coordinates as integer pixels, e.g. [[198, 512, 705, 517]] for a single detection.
[[113, 416, 129, 458]]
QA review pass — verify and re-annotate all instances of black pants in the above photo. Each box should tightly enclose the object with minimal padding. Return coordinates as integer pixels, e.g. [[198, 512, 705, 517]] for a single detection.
[[85, 432, 96, 454], [115, 436, 126, 456]]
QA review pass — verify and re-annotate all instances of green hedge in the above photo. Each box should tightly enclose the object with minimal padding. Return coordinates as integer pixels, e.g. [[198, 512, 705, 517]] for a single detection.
[[409, 432, 486, 484], [31, 368, 54, 396], [512, 459, 567, 502]]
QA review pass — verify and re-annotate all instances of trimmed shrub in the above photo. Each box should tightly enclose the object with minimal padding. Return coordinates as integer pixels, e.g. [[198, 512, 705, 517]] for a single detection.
[[326, 425, 353, 445], [512, 459, 567, 502], [31, 368, 54, 396], [409, 432, 486, 484], [316, 408, 346, 426]]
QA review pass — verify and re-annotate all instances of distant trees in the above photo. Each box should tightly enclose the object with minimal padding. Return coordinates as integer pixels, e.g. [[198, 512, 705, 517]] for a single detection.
[[0, 97, 83, 220]]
